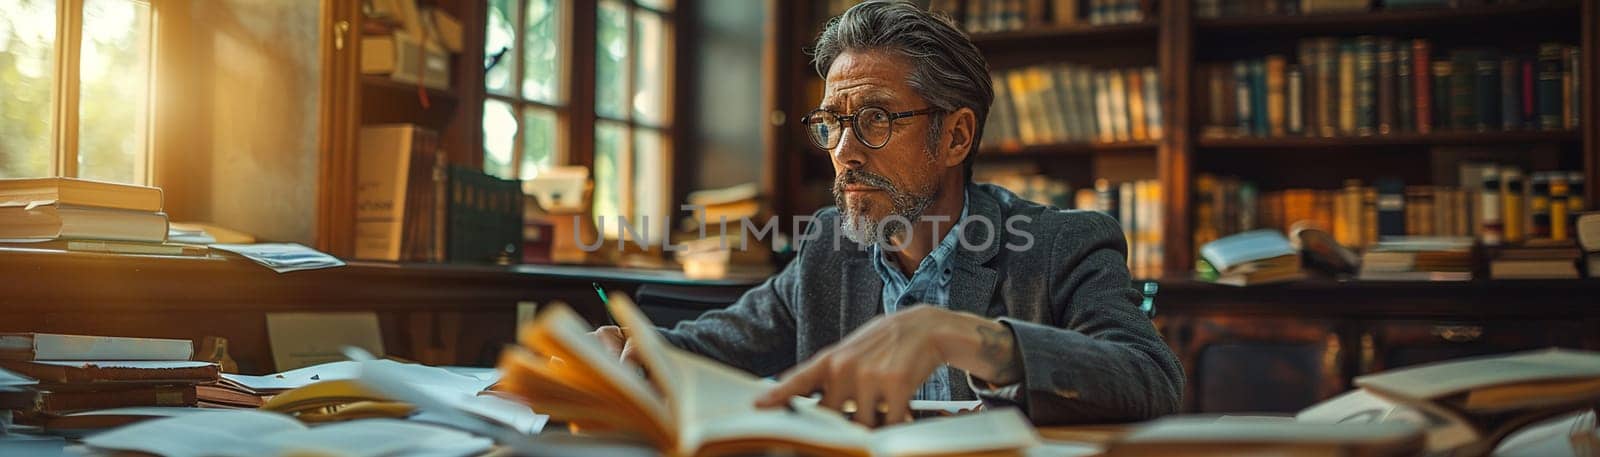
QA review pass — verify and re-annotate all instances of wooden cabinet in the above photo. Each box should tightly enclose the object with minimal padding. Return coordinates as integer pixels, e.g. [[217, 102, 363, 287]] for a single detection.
[[1180, 317, 1347, 413]]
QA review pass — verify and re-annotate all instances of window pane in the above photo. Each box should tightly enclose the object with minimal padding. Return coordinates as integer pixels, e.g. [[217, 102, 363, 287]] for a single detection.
[[592, 121, 627, 236], [519, 106, 558, 179], [631, 11, 667, 127], [485, 0, 519, 96], [483, 99, 518, 179], [521, 0, 561, 104], [0, 0, 57, 179], [78, 0, 151, 184], [594, 0, 628, 119], [632, 128, 667, 232]]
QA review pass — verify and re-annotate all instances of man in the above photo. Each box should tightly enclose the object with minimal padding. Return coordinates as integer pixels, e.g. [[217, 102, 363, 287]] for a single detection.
[[595, 0, 1182, 426]]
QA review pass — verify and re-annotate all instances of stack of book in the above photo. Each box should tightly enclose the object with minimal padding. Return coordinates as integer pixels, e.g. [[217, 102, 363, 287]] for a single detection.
[[1198, 229, 1305, 286], [360, 0, 460, 90], [0, 333, 218, 427], [930, 0, 1152, 32], [674, 182, 771, 279], [0, 178, 202, 256], [1076, 179, 1165, 279], [1298, 348, 1600, 456], [1199, 39, 1582, 139], [989, 64, 1162, 150], [1488, 240, 1582, 280], [1357, 236, 1474, 281]]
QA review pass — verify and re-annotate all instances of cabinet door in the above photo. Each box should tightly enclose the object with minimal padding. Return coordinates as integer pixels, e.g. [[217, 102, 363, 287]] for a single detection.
[[316, 0, 363, 257], [1181, 317, 1347, 413], [1361, 320, 1592, 374]]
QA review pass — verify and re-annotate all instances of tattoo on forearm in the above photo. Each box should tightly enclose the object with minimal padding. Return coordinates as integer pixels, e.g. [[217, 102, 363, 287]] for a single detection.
[[976, 324, 1021, 384]]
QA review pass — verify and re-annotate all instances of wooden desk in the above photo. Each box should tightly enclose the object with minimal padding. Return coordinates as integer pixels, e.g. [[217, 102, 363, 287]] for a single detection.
[[0, 247, 764, 374]]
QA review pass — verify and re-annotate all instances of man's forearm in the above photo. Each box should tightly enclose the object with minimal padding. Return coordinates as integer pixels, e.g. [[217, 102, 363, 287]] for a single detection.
[[936, 312, 1024, 386]]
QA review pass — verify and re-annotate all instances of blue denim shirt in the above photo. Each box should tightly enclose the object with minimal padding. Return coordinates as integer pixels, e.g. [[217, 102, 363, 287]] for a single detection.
[[869, 192, 968, 401]]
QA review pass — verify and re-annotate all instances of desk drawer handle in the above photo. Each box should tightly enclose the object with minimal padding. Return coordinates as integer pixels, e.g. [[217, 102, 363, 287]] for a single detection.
[[1432, 325, 1483, 343]]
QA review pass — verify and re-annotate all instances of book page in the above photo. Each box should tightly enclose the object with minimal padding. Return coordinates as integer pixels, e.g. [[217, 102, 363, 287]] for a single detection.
[[671, 349, 872, 456], [82, 410, 305, 457], [602, 294, 688, 422], [528, 305, 672, 439], [1355, 349, 1600, 401], [259, 418, 493, 457], [871, 408, 1041, 457], [1297, 389, 1478, 452]]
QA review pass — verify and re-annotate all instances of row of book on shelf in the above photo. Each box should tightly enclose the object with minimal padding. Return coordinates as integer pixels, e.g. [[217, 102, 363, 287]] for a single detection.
[[1200, 39, 1582, 139], [1197, 0, 1523, 18], [1194, 164, 1599, 284], [922, 0, 1153, 33], [355, 124, 524, 264], [988, 65, 1163, 150], [978, 168, 1164, 279]]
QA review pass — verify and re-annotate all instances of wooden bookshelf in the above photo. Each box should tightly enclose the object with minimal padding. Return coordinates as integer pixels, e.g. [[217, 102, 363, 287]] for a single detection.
[[771, 0, 1599, 280], [1196, 130, 1583, 149], [359, 75, 461, 106]]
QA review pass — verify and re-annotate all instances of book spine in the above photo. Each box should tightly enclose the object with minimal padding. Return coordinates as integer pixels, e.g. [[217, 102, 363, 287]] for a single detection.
[[1095, 72, 1115, 143], [1320, 38, 1339, 137], [1267, 55, 1287, 137], [1355, 36, 1377, 136], [1431, 61, 1453, 131], [1396, 45, 1413, 133], [1412, 39, 1432, 134], [1537, 43, 1564, 130], [1551, 173, 1570, 241], [1077, 68, 1100, 142], [1530, 172, 1552, 239], [1501, 58, 1521, 131], [1376, 38, 1395, 135], [1235, 61, 1253, 135], [1338, 40, 1356, 135], [1287, 65, 1304, 135], [1566, 45, 1580, 130], [1144, 67, 1163, 140], [1127, 68, 1148, 141], [1502, 168, 1524, 244], [1475, 52, 1501, 132], [1252, 59, 1268, 136], [1298, 39, 1318, 137], [1522, 59, 1536, 129], [1376, 178, 1406, 237], [1111, 70, 1130, 142], [1450, 50, 1476, 131]]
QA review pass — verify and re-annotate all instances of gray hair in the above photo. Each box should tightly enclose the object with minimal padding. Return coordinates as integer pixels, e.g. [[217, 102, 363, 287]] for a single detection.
[[810, 0, 993, 179]]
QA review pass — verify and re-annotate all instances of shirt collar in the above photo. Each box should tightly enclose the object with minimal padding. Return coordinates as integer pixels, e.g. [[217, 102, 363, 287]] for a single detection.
[[872, 188, 969, 286]]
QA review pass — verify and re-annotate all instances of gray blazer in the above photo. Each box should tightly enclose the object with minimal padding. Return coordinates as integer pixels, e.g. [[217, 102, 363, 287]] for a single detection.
[[659, 183, 1183, 424]]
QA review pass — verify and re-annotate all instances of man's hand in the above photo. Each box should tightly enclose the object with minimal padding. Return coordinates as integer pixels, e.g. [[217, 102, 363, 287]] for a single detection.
[[753, 306, 1023, 427], [591, 325, 634, 362]]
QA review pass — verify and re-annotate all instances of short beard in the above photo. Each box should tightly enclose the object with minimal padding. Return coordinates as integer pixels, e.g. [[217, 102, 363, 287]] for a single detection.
[[832, 168, 936, 246]]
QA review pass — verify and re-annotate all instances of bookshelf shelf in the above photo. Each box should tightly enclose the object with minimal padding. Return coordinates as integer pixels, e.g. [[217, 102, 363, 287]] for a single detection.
[[982, 141, 1159, 157], [971, 22, 1158, 48], [1196, 130, 1582, 149], [360, 75, 460, 106], [1195, 1, 1580, 34]]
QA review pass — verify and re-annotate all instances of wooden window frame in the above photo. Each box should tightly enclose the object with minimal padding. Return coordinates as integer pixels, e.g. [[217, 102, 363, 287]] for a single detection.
[[592, 0, 676, 230], [47, 0, 157, 185], [484, 0, 574, 180]]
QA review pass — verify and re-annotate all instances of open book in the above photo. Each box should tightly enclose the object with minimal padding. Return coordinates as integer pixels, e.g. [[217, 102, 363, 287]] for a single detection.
[[1300, 348, 1600, 456], [495, 294, 1041, 457]]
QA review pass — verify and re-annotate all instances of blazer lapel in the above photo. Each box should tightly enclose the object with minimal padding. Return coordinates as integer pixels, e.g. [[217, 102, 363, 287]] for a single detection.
[[840, 256, 884, 338], [948, 186, 1003, 318]]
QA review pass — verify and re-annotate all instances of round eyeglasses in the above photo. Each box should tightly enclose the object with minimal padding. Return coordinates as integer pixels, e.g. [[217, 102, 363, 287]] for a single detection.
[[800, 106, 940, 151]]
